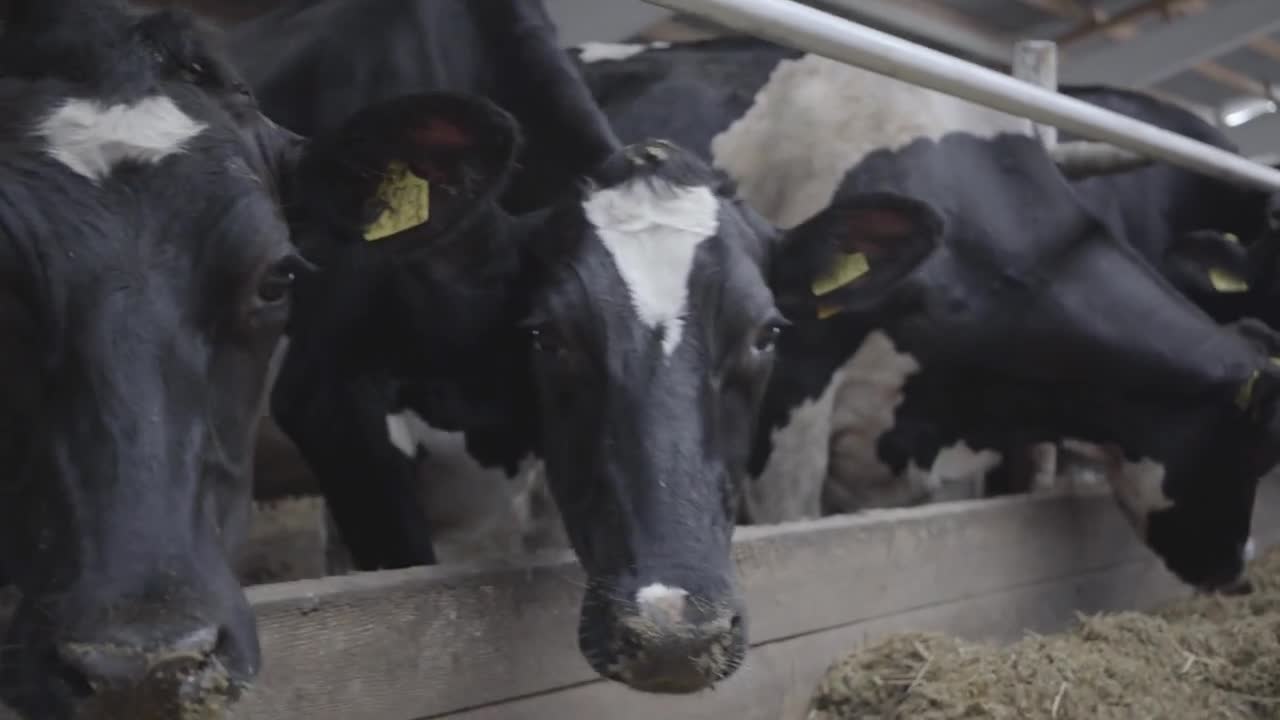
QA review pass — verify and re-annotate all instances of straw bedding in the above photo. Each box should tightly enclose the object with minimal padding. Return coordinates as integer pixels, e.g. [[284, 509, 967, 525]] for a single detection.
[[809, 546, 1280, 720]]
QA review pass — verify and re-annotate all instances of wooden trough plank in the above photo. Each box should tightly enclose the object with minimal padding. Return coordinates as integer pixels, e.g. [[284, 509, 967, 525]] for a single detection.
[[229, 479, 1280, 720], [4, 554, 1180, 720], [442, 557, 1194, 720]]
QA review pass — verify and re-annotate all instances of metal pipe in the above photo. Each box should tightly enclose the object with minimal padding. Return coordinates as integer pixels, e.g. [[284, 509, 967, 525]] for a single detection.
[[643, 0, 1280, 192]]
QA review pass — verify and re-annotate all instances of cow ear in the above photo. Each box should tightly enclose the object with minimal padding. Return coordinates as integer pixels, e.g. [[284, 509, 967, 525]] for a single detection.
[[1164, 230, 1256, 296], [772, 192, 942, 320], [294, 92, 521, 247]]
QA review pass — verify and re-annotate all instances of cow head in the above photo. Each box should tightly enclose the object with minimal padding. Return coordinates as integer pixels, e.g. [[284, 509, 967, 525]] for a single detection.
[[1095, 317, 1280, 592], [0, 1, 304, 717], [1163, 216, 1280, 328], [283, 109, 941, 691], [1057, 87, 1280, 328], [518, 141, 941, 692], [845, 135, 1280, 593]]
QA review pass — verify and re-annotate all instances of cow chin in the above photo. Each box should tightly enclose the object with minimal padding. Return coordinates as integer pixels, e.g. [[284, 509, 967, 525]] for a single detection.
[[2, 606, 249, 720], [577, 577, 747, 694], [0, 557, 258, 720], [1145, 509, 1255, 595], [2, 659, 243, 720]]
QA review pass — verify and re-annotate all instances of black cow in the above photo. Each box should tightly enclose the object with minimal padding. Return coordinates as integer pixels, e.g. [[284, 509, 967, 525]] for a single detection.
[[226, 0, 616, 215], [0, 0, 577, 717], [0, 3, 291, 716], [572, 36, 1280, 592]]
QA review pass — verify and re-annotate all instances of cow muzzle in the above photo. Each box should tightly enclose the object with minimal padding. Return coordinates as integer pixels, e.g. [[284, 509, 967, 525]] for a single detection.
[[48, 619, 245, 720], [2, 591, 258, 720], [580, 581, 746, 694], [1192, 537, 1258, 597]]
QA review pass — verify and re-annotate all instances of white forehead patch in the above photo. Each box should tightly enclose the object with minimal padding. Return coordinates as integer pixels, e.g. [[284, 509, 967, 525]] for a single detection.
[[583, 178, 719, 356], [36, 95, 208, 182], [576, 41, 670, 64]]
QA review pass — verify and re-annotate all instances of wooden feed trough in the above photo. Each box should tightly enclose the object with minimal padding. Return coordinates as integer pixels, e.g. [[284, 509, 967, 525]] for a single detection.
[[4, 480, 1279, 720], [207, 478, 1280, 720]]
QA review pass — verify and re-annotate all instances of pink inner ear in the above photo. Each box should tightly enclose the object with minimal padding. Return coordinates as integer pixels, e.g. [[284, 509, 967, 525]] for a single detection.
[[412, 118, 473, 150], [845, 208, 915, 256]]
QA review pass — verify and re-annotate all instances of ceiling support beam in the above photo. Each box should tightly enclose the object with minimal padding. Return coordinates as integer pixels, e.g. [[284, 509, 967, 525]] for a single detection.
[[543, 0, 673, 46], [1223, 112, 1280, 156], [1061, 0, 1280, 86], [809, 0, 1014, 66]]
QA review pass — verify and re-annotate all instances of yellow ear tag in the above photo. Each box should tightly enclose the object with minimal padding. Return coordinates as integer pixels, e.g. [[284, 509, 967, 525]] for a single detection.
[[1271, 356, 1280, 367], [1209, 267, 1248, 293], [363, 161, 430, 242], [816, 303, 843, 320], [812, 252, 870, 297], [1224, 233, 1241, 245], [1236, 369, 1261, 410]]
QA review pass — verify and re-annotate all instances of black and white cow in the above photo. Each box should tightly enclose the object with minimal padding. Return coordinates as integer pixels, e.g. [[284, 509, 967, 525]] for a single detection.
[[0, 2, 303, 715], [225, 0, 952, 693], [1005, 87, 1280, 500], [0, 1, 289, 716], [0, 0, 612, 716], [572, 36, 1280, 592], [224, 0, 622, 566], [270, 115, 949, 694], [1059, 87, 1280, 327], [268, 112, 947, 691]]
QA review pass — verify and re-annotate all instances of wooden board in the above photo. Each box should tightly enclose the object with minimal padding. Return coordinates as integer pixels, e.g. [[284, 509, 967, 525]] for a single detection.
[[4, 481, 1278, 720], [446, 560, 1188, 720], [225, 479, 1280, 720]]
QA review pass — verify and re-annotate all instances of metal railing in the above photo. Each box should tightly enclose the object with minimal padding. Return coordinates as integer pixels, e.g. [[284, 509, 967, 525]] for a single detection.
[[644, 0, 1280, 193]]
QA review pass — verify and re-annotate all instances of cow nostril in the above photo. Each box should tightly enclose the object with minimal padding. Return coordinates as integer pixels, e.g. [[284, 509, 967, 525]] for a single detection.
[[729, 612, 744, 634], [215, 627, 231, 657], [212, 625, 246, 674]]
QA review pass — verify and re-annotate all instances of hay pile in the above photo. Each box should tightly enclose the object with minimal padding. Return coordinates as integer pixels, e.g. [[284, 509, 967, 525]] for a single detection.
[[809, 547, 1280, 720]]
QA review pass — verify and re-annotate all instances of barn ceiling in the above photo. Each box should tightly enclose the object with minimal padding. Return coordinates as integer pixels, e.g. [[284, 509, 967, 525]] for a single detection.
[[147, 0, 1280, 157]]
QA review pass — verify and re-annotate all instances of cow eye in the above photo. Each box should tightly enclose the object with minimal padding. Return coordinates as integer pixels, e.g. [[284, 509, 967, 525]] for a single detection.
[[528, 327, 560, 355], [752, 321, 786, 354], [258, 256, 309, 305], [526, 325, 578, 364]]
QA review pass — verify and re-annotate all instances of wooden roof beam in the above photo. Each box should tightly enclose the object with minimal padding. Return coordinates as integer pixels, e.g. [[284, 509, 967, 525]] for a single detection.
[[1061, 0, 1280, 87]]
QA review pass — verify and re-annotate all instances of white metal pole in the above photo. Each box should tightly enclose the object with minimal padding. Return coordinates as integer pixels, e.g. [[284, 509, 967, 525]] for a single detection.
[[643, 0, 1280, 193]]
